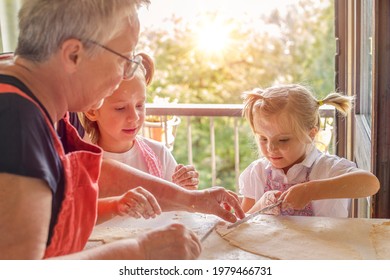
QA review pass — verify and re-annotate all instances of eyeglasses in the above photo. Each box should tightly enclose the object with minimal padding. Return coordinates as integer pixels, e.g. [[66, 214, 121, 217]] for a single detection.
[[87, 40, 142, 80]]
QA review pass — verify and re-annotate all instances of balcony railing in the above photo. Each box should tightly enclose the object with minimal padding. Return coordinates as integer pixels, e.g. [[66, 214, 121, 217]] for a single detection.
[[142, 103, 335, 191]]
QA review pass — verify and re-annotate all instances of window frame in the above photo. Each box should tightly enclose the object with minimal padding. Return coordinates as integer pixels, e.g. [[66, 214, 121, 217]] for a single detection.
[[337, 0, 390, 218]]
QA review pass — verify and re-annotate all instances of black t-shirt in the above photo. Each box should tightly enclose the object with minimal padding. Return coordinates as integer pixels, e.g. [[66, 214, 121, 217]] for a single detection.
[[0, 74, 64, 245]]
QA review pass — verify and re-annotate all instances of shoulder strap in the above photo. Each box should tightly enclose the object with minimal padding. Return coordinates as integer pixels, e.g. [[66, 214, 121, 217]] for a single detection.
[[135, 136, 163, 178]]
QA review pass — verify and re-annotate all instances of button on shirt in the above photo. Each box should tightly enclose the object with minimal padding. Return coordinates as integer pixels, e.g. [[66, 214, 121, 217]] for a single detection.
[[239, 145, 359, 217]]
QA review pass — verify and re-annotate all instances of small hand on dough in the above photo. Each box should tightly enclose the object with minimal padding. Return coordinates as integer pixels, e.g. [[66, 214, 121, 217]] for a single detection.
[[247, 190, 282, 215]]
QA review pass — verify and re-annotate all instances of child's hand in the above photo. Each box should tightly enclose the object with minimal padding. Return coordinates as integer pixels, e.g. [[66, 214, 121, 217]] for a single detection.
[[248, 190, 282, 215], [172, 164, 199, 190], [116, 187, 162, 219], [279, 182, 311, 211]]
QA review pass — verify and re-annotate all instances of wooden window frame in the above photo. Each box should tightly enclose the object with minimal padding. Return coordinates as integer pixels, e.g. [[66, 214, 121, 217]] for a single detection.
[[336, 0, 390, 218]]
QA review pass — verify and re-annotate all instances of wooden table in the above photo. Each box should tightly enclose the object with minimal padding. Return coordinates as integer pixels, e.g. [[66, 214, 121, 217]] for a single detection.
[[86, 212, 390, 260]]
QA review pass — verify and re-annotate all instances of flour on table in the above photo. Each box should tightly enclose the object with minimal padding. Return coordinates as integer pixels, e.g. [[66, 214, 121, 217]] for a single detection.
[[88, 227, 147, 244], [216, 215, 388, 260], [369, 221, 390, 259]]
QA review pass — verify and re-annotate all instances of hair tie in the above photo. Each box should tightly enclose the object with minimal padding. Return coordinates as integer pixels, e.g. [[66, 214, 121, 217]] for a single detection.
[[318, 100, 324, 106]]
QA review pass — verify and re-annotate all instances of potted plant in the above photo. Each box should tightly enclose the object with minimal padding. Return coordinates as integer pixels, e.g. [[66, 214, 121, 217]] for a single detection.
[[143, 96, 181, 151]]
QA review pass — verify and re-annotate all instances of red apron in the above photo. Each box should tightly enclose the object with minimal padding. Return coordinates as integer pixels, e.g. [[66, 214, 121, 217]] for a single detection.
[[0, 84, 102, 258]]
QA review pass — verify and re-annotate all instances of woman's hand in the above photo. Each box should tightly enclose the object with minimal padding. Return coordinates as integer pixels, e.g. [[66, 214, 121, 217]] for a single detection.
[[193, 187, 245, 223], [248, 190, 282, 215], [137, 223, 201, 259], [172, 164, 199, 190], [116, 187, 162, 219]]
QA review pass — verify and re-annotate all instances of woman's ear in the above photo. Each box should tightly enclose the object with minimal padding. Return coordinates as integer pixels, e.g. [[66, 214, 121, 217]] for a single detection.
[[84, 110, 99, 121], [60, 38, 84, 73], [309, 127, 319, 140]]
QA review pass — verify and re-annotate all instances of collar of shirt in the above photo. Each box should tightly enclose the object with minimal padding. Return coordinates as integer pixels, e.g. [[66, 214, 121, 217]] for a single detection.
[[264, 145, 321, 184]]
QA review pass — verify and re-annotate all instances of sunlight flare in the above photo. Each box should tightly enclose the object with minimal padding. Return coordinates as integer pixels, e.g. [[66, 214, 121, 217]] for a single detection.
[[195, 21, 230, 53]]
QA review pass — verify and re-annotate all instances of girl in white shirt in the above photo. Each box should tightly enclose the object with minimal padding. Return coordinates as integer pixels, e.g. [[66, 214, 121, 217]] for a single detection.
[[80, 53, 199, 190], [240, 84, 379, 217]]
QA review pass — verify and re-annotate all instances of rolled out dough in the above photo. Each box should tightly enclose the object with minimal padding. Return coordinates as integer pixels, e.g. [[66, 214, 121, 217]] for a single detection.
[[370, 221, 390, 259], [216, 215, 390, 260], [88, 227, 147, 244]]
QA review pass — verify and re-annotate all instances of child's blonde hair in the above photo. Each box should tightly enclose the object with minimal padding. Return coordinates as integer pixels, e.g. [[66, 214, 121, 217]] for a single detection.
[[79, 52, 154, 144], [242, 84, 353, 143]]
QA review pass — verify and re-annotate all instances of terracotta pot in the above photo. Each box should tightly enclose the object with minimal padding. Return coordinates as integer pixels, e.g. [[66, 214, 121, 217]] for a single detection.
[[142, 116, 181, 150]]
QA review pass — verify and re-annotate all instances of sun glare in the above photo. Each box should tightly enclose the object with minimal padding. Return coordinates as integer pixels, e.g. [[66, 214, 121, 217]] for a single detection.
[[196, 22, 230, 53]]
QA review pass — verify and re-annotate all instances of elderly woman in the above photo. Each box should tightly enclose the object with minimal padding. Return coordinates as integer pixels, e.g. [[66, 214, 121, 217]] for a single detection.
[[0, 0, 244, 260]]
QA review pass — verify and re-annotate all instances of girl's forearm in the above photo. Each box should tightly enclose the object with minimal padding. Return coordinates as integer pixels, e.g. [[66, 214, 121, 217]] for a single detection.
[[96, 197, 119, 225], [309, 171, 380, 200], [241, 197, 255, 213], [98, 159, 195, 212]]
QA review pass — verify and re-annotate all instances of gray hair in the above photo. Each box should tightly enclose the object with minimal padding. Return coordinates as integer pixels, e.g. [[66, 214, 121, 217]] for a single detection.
[[15, 0, 150, 61]]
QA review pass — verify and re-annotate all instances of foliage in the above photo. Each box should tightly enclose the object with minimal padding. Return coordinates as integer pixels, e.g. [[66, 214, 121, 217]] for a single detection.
[[0, 0, 20, 52], [0, 1, 335, 190], [137, 0, 335, 190]]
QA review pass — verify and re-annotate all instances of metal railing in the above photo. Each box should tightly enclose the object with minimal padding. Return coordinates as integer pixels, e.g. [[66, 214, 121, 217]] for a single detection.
[[143, 103, 335, 191]]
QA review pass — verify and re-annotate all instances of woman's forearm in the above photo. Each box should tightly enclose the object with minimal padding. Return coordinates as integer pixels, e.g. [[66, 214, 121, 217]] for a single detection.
[[52, 239, 144, 260]]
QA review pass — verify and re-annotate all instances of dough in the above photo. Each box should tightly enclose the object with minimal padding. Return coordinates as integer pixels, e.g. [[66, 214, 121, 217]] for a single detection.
[[369, 221, 390, 259], [216, 215, 389, 260], [88, 226, 147, 244]]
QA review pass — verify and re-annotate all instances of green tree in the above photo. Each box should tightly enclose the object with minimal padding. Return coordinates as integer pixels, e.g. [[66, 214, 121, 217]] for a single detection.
[[137, 0, 335, 190], [0, 0, 21, 52]]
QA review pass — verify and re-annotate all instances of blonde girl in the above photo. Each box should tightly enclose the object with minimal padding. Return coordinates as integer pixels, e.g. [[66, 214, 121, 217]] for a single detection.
[[80, 53, 199, 190], [240, 84, 379, 217]]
